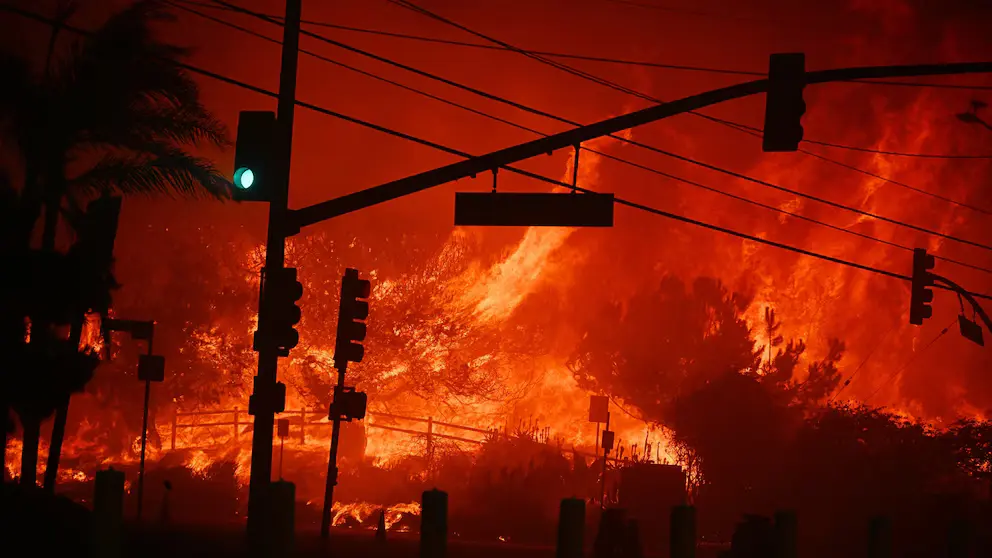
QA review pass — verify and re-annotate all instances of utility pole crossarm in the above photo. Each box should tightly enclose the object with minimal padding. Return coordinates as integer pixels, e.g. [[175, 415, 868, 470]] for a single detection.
[[290, 61, 992, 231]]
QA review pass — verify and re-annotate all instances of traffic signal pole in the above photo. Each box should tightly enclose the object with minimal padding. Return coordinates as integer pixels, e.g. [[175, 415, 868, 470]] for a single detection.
[[246, 0, 301, 545], [320, 363, 347, 539], [320, 268, 371, 538]]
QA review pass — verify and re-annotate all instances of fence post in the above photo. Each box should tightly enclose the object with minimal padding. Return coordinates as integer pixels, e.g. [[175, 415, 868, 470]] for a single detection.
[[170, 413, 178, 450], [299, 409, 306, 445], [233, 407, 240, 443], [426, 417, 434, 463]]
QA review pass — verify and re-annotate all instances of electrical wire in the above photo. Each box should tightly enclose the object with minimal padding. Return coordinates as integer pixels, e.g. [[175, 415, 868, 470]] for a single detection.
[[170, 0, 992, 274], [804, 138, 992, 160], [385, 0, 992, 251], [389, 0, 992, 161], [8, 2, 992, 304], [829, 326, 896, 401], [603, 0, 777, 23], [172, 0, 992, 91], [209, 0, 992, 245], [864, 318, 956, 404]]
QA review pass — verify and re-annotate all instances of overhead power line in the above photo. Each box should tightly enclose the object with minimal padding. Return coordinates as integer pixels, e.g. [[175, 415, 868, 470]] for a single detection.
[[8, 3, 992, 306], [369, 1, 992, 210], [391, 0, 992, 167], [174, 0, 992, 91], [210, 0, 992, 240], [385, 0, 992, 251], [864, 318, 955, 403], [169, 0, 992, 275], [602, 0, 776, 23], [805, 138, 992, 159]]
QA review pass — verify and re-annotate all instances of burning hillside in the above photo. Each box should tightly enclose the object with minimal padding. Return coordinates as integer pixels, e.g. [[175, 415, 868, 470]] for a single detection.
[[4, 0, 992, 542]]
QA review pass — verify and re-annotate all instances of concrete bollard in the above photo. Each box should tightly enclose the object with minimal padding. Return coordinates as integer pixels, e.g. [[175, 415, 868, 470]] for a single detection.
[[594, 508, 627, 558], [731, 515, 774, 558], [947, 517, 970, 558], [773, 510, 798, 558], [556, 498, 585, 558], [670, 505, 696, 558], [259, 481, 295, 558], [376, 508, 387, 543], [421, 489, 448, 558], [622, 519, 643, 558], [92, 467, 125, 558], [868, 516, 891, 558]]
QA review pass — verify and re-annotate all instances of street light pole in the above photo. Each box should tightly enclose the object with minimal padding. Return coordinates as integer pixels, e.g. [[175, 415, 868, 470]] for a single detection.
[[137, 332, 154, 520]]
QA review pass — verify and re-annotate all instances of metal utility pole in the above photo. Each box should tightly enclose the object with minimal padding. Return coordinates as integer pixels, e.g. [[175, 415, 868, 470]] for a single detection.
[[601, 412, 613, 510], [246, 0, 301, 542], [136, 335, 164, 521], [102, 318, 161, 521]]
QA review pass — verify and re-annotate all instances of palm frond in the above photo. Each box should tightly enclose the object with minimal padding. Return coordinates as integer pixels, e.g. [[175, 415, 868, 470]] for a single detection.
[[54, 0, 210, 141], [0, 51, 46, 154], [81, 102, 229, 150], [70, 148, 232, 200]]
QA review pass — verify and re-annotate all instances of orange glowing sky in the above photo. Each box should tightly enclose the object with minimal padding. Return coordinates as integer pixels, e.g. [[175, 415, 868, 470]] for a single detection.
[[4, 0, 992, 436]]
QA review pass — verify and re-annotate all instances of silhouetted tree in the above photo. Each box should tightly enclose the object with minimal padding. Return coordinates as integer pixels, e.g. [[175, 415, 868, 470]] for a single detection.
[[0, 1, 229, 485], [566, 276, 761, 422], [794, 338, 845, 405]]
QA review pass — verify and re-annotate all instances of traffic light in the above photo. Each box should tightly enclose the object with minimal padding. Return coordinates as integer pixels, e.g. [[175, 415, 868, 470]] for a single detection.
[[762, 53, 806, 152], [334, 268, 371, 369], [232, 111, 277, 201], [909, 248, 936, 325], [255, 267, 303, 357], [249, 378, 286, 416], [329, 386, 367, 422]]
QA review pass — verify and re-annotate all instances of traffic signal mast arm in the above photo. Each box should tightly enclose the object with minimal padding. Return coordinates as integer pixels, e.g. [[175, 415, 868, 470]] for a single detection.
[[932, 273, 992, 333], [289, 61, 992, 231]]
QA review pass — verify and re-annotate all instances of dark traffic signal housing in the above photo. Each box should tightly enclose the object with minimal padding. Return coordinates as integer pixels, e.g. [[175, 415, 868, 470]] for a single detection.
[[334, 268, 371, 369], [249, 378, 286, 416], [232, 111, 277, 202], [254, 267, 303, 357], [909, 248, 936, 325], [329, 386, 367, 422], [762, 53, 807, 152]]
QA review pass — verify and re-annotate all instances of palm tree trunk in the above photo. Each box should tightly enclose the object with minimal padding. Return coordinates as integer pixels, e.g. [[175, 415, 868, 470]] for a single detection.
[[19, 415, 41, 486], [43, 316, 82, 492], [42, 395, 70, 491], [34, 193, 64, 490], [41, 197, 59, 251]]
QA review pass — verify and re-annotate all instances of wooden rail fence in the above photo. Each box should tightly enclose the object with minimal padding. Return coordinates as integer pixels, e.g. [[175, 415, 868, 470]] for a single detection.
[[167, 408, 632, 465], [168, 408, 495, 451]]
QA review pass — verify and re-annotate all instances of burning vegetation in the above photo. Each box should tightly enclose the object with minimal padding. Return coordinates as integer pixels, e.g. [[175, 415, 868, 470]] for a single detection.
[[4, 0, 992, 554]]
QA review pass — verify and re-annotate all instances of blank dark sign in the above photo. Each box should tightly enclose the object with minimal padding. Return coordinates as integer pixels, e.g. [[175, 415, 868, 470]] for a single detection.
[[454, 192, 614, 227]]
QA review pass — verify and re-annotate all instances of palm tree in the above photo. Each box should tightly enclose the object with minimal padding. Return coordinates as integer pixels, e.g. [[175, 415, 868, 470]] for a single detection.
[[0, 1, 231, 487]]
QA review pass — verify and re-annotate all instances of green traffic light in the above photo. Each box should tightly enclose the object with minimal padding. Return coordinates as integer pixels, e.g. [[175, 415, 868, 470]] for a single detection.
[[234, 167, 255, 189]]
